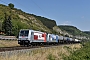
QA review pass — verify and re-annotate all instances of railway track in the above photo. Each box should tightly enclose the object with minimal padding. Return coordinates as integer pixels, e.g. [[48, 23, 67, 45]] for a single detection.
[[0, 43, 79, 52], [0, 46, 40, 52]]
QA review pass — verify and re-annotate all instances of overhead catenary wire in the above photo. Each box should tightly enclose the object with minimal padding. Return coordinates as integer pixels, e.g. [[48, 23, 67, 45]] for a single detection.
[[0, 0, 34, 14], [15, 0, 50, 17], [13, 0, 34, 13], [30, 0, 50, 17], [0, 0, 50, 18]]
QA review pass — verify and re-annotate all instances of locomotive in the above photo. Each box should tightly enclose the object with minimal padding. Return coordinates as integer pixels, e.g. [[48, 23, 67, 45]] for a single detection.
[[18, 29, 81, 46]]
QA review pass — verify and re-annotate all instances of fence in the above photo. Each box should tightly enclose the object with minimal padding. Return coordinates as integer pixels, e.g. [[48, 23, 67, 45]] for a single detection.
[[0, 36, 17, 40]]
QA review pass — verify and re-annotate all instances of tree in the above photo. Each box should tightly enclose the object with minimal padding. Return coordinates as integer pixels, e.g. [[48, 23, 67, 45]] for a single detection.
[[2, 13, 7, 32], [3, 13, 12, 35], [8, 3, 14, 9], [0, 22, 2, 31]]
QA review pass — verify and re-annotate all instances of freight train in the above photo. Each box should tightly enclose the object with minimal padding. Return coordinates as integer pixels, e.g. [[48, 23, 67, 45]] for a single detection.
[[18, 29, 81, 46]]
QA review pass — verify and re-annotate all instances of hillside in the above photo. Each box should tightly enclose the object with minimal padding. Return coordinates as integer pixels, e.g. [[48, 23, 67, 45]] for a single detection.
[[0, 4, 56, 36], [32, 15, 57, 29], [58, 25, 90, 39], [0, 4, 66, 36], [83, 31, 90, 35], [0, 4, 90, 40]]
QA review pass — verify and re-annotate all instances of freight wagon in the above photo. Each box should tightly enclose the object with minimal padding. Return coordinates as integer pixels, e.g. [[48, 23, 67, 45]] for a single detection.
[[47, 34, 58, 44]]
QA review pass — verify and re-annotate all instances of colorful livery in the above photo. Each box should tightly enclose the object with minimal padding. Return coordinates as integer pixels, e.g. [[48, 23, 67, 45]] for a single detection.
[[18, 29, 81, 46]]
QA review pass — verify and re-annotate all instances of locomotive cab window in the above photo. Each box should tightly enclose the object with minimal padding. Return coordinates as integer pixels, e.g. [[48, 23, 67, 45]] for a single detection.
[[20, 30, 29, 36]]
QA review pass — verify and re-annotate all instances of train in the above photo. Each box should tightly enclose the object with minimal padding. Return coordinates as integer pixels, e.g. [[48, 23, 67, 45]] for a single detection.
[[18, 29, 81, 46]]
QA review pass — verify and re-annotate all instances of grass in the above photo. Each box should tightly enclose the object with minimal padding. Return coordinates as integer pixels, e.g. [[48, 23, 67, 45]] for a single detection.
[[0, 40, 19, 47], [64, 42, 90, 60], [0, 44, 81, 60]]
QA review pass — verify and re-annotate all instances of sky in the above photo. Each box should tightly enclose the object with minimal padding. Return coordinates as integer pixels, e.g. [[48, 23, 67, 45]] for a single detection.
[[0, 0, 90, 31]]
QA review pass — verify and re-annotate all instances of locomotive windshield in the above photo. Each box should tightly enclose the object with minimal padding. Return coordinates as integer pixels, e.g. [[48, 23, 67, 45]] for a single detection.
[[20, 30, 29, 36]]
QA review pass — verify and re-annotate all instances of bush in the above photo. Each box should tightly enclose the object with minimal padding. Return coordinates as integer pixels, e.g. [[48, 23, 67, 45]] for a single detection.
[[64, 41, 90, 60], [47, 54, 55, 60]]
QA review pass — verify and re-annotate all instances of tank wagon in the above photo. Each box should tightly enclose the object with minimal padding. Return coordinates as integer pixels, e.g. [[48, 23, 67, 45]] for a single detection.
[[74, 39, 81, 43], [18, 29, 81, 46], [58, 36, 64, 43]]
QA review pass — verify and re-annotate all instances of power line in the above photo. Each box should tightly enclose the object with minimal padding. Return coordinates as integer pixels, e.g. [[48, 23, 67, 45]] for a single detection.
[[30, 0, 45, 13], [0, 0, 50, 18], [15, 0, 50, 18], [30, 0, 50, 17], [0, 0, 33, 14], [14, 0, 33, 13]]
